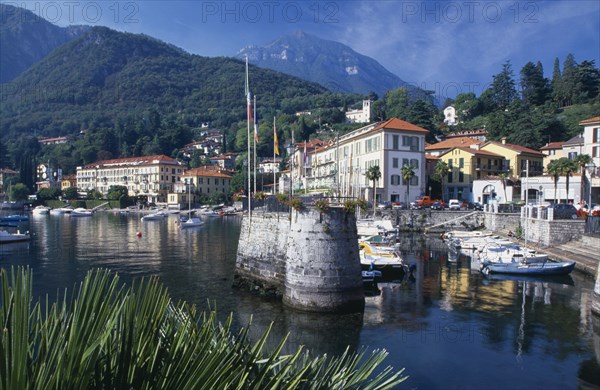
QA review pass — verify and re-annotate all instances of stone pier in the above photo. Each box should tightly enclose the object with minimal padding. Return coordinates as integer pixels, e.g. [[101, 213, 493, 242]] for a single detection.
[[235, 207, 364, 313]]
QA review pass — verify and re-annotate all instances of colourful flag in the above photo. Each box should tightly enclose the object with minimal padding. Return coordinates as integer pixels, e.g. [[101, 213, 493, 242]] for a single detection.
[[253, 97, 259, 143], [304, 141, 307, 167], [273, 120, 280, 156]]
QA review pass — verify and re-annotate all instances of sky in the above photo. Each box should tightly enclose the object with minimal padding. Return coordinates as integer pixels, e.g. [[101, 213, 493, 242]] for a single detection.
[[3, 0, 600, 97]]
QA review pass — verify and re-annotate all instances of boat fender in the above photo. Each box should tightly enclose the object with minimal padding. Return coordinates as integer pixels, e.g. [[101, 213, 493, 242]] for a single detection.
[[136, 231, 142, 238]]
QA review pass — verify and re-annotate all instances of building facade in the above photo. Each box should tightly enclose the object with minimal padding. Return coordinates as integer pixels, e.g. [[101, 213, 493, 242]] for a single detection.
[[345, 100, 372, 123], [76, 155, 186, 204], [480, 138, 544, 178], [309, 118, 429, 203]]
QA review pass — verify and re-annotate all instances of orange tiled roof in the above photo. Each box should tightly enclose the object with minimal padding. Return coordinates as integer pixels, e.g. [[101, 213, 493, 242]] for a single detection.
[[183, 167, 233, 178], [579, 116, 600, 125], [540, 141, 565, 150], [425, 137, 482, 151], [374, 118, 429, 133], [83, 155, 179, 169], [483, 141, 544, 156]]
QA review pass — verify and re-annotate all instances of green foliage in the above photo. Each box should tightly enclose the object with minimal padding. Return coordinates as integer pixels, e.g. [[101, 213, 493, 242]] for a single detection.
[[0, 267, 408, 389], [86, 189, 103, 200], [62, 186, 78, 200], [276, 193, 288, 204], [314, 198, 330, 213], [36, 187, 61, 201], [9, 182, 29, 201], [106, 185, 129, 201], [288, 197, 304, 211], [344, 199, 367, 213]]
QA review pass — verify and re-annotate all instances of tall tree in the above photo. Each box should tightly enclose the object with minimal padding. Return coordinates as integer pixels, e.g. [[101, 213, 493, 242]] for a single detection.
[[547, 159, 561, 204], [365, 165, 381, 214], [551, 57, 563, 105], [384, 88, 410, 120], [574, 60, 600, 103], [520, 61, 550, 107], [488, 61, 519, 111], [561, 53, 578, 106], [400, 164, 415, 206]]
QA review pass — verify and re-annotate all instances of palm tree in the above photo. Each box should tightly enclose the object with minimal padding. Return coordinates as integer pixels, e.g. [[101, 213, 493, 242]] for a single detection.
[[365, 165, 381, 214], [574, 154, 593, 205], [401, 164, 415, 206], [547, 160, 561, 203], [498, 172, 509, 203], [1, 267, 407, 389], [558, 157, 578, 203], [433, 160, 449, 201]]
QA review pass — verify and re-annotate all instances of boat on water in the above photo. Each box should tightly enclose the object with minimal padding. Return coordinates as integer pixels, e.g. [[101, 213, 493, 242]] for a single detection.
[[478, 244, 549, 264], [481, 260, 576, 276], [141, 211, 168, 221], [50, 206, 73, 214], [0, 229, 31, 243], [32, 205, 51, 215], [179, 216, 204, 228], [70, 208, 93, 217], [0, 214, 29, 222]]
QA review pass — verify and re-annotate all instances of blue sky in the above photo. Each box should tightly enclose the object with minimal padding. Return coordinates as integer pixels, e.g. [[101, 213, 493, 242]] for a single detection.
[[4, 0, 600, 97]]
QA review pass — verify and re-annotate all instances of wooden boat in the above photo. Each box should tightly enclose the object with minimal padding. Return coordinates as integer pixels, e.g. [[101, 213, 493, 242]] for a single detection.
[[0, 230, 31, 243], [481, 260, 576, 276]]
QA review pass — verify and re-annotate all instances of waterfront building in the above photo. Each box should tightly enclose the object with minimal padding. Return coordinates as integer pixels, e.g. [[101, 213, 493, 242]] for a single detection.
[[425, 136, 482, 157], [76, 155, 186, 204], [60, 175, 77, 191], [479, 138, 544, 179], [0, 168, 18, 194], [438, 146, 509, 202], [308, 118, 428, 203], [540, 141, 566, 169]]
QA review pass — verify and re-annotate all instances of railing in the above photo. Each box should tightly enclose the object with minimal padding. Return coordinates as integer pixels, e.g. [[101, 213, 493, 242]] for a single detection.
[[584, 216, 600, 236]]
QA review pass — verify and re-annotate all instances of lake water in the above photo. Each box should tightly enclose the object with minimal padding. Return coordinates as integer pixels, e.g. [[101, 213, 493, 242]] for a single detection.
[[1, 211, 599, 389]]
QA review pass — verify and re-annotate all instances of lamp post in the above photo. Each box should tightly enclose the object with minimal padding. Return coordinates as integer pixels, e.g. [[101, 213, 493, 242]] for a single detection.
[[585, 162, 596, 207]]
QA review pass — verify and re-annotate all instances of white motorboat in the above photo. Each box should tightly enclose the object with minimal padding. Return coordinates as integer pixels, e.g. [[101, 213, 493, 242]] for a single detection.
[[0, 230, 30, 243], [141, 211, 168, 221], [360, 252, 407, 271], [70, 208, 93, 217], [179, 216, 204, 228], [478, 244, 549, 264], [50, 206, 73, 214], [32, 205, 51, 215]]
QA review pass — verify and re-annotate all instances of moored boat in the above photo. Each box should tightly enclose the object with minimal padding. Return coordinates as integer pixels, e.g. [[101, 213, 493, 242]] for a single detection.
[[141, 211, 168, 221], [32, 205, 51, 215], [0, 214, 29, 222], [70, 208, 93, 217], [0, 229, 31, 243], [179, 216, 204, 228], [481, 260, 576, 276]]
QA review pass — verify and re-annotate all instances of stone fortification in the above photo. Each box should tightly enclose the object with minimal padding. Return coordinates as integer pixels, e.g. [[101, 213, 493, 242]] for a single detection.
[[235, 208, 364, 313]]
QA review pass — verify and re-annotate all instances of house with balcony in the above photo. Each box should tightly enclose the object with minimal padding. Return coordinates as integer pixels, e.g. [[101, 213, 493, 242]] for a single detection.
[[479, 138, 544, 178], [438, 146, 508, 202], [308, 118, 428, 204], [168, 167, 233, 208], [76, 155, 186, 204], [424, 137, 482, 157]]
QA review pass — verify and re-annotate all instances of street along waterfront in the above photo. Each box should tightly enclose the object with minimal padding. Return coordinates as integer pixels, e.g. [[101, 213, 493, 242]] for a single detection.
[[1, 211, 598, 389]]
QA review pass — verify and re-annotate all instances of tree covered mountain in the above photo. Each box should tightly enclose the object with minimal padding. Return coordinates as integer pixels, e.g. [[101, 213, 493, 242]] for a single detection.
[[237, 31, 419, 99], [0, 3, 89, 83]]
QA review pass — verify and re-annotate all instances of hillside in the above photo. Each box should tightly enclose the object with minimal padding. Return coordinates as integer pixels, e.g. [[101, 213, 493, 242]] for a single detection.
[[0, 26, 336, 139], [237, 31, 418, 98], [0, 3, 89, 83]]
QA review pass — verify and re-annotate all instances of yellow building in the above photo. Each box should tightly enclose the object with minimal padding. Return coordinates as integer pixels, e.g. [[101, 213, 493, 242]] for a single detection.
[[480, 138, 544, 178], [438, 146, 507, 201], [540, 141, 566, 170]]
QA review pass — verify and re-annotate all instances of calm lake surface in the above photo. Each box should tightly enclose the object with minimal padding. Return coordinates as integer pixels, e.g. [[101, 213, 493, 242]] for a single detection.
[[1, 210, 599, 389]]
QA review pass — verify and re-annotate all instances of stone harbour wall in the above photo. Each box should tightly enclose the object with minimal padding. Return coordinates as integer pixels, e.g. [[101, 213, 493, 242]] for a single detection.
[[524, 218, 585, 246], [235, 207, 364, 313]]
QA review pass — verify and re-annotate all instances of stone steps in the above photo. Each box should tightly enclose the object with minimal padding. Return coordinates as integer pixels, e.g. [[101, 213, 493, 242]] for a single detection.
[[544, 236, 599, 276]]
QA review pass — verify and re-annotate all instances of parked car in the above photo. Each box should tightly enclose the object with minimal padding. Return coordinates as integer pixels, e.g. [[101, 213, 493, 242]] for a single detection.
[[448, 199, 461, 210], [376, 201, 391, 209], [431, 202, 444, 210], [392, 201, 407, 210], [472, 202, 483, 211], [547, 203, 578, 219]]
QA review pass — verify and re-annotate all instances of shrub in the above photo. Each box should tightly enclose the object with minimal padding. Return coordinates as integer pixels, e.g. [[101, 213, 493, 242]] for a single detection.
[[288, 197, 304, 211], [314, 198, 330, 213]]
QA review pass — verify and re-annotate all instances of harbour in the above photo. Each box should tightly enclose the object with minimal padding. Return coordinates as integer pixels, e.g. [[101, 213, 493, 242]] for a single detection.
[[1, 210, 599, 389]]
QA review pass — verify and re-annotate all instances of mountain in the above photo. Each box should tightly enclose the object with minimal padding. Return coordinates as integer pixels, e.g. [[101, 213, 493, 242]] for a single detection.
[[0, 3, 89, 83], [0, 26, 334, 138], [237, 31, 416, 98]]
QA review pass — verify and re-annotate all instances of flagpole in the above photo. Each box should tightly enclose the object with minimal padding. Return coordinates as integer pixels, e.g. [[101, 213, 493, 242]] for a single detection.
[[245, 56, 251, 216], [304, 141, 307, 195], [253, 95, 257, 195]]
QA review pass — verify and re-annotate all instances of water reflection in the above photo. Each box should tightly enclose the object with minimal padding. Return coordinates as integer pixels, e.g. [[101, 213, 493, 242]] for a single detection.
[[1, 213, 598, 389]]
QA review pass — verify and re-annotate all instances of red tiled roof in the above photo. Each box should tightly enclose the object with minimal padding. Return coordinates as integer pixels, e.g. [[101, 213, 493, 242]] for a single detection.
[[579, 116, 600, 125], [83, 155, 179, 168], [425, 137, 482, 150], [374, 118, 429, 133], [540, 141, 565, 150], [183, 167, 233, 178], [483, 141, 544, 156]]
